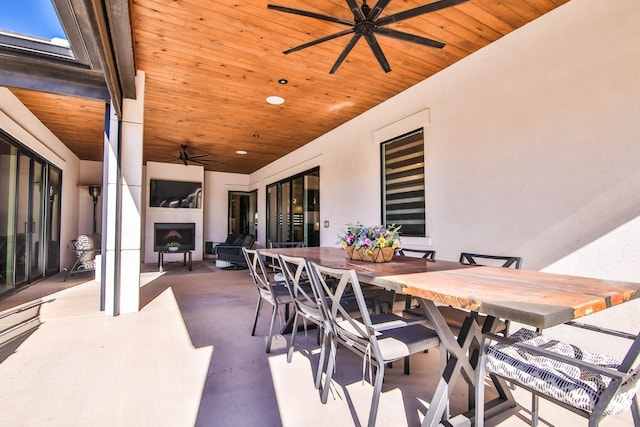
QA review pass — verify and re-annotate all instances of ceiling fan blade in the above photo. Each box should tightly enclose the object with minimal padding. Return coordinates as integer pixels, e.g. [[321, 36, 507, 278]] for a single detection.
[[188, 159, 210, 165], [284, 29, 354, 55], [268, 4, 354, 26], [344, 0, 366, 21], [364, 34, 391, 73], [377, 0, 469, 27], [329, 33, 362, 74], [366, 0, 392, 21], [187, 153, 209, 159], [375, 27, 445, 49]]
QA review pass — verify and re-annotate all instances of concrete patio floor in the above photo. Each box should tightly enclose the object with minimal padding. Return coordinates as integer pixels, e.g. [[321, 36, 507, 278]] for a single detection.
[[0, 260, 635, 426]]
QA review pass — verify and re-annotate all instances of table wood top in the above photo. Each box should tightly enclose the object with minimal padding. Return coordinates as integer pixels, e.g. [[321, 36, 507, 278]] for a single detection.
[[262, 246, 640, 329]]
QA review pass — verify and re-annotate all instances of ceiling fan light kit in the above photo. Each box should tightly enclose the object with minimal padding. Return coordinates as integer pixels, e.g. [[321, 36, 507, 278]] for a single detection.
[[268, 0, 469, 73]]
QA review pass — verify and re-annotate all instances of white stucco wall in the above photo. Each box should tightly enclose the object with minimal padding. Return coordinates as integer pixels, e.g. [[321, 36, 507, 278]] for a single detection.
[[203, 170, 251, 244], [78, 160, 104, 235], [143, 161, 205, 263]]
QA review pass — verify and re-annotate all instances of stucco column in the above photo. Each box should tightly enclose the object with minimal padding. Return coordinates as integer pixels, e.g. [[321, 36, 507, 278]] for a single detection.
[[101, 100, 120, 315], [101, 71, 145, 315], [119, 71, 145, 314]]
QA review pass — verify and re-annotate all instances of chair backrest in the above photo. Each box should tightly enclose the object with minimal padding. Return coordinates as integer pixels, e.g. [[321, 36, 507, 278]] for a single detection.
[[242, 248, 277, 302], [240, 234, 255, 248], [459, 252, 522, 269], [270, 241, 305, 248], [396, 248, 435, 260], [225, 233, 241, 244], [306, 261, 377, 357], [277, 254, 322, 322]]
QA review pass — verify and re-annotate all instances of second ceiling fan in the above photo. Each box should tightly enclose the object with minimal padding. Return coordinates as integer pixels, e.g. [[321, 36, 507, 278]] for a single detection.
[[268, 0, 469, 74]]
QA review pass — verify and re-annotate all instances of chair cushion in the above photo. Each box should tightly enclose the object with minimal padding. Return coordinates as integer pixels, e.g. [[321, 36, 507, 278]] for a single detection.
[[485, 328, 639, 416], [270, 284, 293, 303], [336, 313, 439, 362], [377, 324, 439, 361]]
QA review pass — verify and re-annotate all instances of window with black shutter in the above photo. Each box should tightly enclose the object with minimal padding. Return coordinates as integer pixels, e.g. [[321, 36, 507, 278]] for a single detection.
[[381, 129, 425, 237]]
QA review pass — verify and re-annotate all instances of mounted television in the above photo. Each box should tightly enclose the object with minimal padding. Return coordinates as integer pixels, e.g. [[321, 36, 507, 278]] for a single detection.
[[149, 179, 202, 208]]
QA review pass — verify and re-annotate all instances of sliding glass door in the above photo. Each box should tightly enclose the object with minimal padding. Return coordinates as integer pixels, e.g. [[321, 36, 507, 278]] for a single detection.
[[266, 167, 320, 246], [0, 132, 61, 295]]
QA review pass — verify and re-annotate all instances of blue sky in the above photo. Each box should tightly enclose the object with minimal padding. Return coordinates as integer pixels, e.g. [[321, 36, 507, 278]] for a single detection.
[[0, 0, 67, 40]]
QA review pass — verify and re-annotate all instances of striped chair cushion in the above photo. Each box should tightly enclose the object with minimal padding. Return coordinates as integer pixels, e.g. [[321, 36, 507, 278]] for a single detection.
[[485, 328, 639, 416], [74, 234, 98, 269]]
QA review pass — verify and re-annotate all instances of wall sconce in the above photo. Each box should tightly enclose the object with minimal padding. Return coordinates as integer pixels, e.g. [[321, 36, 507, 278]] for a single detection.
[[88, 185, 102, 233]]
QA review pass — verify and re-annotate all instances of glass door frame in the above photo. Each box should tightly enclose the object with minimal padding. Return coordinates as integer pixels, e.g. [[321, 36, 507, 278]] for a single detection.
[[265, 167, 320, 247]]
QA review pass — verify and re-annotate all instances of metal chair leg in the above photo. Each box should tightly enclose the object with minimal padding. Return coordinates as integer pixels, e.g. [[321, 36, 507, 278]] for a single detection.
[[631, 396, 640, 427], [315, 330, 330, 390], [532, 394, 539, 427], [321, 339, 337, 404], [368, 363, 385, 427], [251, 298, 262, 336], [286, 312, 299, 362], [266, 303, 278, 353]]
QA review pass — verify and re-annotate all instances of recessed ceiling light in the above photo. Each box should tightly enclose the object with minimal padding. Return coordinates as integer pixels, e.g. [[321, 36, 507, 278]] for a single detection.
[[278, 78, 288, 84], [266, 95, 284, 105], [236, 150, 247, 155]]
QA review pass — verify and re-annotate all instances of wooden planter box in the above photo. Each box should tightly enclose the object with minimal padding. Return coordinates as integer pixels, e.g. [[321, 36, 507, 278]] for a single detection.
[[344, 245, 395, 263]]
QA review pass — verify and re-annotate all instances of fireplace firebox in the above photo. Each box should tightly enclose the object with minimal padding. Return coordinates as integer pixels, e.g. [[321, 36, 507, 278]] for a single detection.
[[154, 222, 196, 252]]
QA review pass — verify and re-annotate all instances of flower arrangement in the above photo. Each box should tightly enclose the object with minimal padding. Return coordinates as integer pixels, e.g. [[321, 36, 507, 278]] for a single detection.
[[166, 241, 181, 248], [337, 222, 401, 253]]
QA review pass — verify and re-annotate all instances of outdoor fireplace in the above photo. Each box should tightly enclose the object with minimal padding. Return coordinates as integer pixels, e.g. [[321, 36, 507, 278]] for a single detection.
[[154, 222, 196, 252]]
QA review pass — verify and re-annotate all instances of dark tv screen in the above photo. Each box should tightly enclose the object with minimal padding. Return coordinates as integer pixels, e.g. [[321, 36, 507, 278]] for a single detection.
[[149, 179, 202, 208]]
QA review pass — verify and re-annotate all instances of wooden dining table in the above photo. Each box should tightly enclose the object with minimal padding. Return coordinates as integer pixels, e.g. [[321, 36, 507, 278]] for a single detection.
[[261, 246, 640, 426]]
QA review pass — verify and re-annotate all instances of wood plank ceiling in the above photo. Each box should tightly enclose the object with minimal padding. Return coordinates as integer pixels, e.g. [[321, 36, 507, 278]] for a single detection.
[[10, 0, 570, 174]]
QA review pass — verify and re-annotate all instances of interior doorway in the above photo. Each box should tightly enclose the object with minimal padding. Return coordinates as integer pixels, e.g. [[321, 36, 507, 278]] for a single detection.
[[227, 191, 257, 238]]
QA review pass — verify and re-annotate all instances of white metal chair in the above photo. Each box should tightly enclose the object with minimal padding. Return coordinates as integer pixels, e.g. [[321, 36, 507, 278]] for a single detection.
[[276, 254, 323, 360], [475, 325, 640, 426], [242, 247, 291, 353], [306, 260, 444, 427]]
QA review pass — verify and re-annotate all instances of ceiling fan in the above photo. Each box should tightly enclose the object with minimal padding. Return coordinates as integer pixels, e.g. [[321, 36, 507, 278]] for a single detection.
[[178, 145, 210, 165], [168, 144, 218, 166], [268, 0, 469, 73]]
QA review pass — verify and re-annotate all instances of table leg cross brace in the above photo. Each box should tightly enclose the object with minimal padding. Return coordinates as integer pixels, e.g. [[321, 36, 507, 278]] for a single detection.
[[419, 300, 510, 427]]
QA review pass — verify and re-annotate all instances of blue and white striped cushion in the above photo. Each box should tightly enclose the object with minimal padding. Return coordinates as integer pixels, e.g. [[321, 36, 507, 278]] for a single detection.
[[485, 328, 639, 416]]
